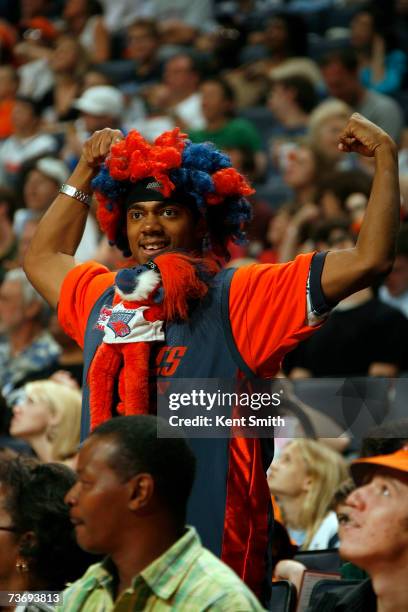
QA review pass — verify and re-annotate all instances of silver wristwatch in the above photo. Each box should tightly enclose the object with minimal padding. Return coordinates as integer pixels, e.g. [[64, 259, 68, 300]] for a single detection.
[[59, 183, 92, 206]]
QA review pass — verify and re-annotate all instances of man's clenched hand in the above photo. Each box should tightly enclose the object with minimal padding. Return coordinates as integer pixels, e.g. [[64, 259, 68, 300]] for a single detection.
[[338, 113, 397, 158]]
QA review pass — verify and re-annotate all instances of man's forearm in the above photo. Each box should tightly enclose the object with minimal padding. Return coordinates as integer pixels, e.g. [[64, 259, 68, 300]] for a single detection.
[[27, 160, 95, 259], [24, 160, 96, 308], [355, 142, 399, 276], [321, 115, 400, 303], [322, 144, 399, 302]]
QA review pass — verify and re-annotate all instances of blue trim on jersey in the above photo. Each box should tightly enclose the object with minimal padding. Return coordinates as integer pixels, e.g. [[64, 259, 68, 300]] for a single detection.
[[309, 251, 334, 315]]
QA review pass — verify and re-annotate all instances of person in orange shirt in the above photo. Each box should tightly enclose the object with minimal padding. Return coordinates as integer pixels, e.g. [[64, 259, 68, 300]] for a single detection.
[[23, 114, 399, 605], [0, 66, 19, 139]]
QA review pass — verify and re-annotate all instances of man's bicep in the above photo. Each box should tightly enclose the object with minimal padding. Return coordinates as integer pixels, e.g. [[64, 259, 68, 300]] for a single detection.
[[321, 248, 371, 304], [24, 253, 77, 309]]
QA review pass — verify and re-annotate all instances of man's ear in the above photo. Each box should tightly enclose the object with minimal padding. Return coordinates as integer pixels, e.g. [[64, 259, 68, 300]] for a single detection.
[[128, 473, 155, 511]]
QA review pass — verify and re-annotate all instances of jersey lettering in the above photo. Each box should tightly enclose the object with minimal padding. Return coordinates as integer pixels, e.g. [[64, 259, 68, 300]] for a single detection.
[[156, 346, 187, 376]]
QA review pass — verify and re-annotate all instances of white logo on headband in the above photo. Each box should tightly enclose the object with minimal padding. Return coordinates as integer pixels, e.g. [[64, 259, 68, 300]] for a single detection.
[[146, 181, 162, 190]]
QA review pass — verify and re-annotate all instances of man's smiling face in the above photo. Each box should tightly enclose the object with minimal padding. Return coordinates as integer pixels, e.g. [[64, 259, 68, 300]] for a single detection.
[[126, 200, 204, 264]]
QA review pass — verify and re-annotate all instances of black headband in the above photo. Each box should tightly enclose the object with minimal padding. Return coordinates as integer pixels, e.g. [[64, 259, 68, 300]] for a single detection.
[[124, 177, 199, 214], [124, 178, 166, 208]]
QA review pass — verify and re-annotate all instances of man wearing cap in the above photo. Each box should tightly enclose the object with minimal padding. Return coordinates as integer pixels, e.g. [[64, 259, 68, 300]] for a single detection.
[[23, 113, 399, 603], [63, 86, 125, 170], [73, 86, 125, 133], [308, 448, 408, 612]]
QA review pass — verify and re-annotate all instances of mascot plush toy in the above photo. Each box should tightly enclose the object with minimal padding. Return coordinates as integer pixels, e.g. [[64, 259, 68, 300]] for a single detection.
[[88, 252, 213, 430]]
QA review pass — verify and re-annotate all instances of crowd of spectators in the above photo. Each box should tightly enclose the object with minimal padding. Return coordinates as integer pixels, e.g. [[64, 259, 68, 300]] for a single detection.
[[0, 0, 408, 610]]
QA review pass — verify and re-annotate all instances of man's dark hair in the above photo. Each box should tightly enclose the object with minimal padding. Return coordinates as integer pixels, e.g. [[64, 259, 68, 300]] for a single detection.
[[361, 418, 408, 457], [319, 48, 359, 73], [0, 458, 96, 589], [271, 75, 318, 114], [91, 415, 196, 526]]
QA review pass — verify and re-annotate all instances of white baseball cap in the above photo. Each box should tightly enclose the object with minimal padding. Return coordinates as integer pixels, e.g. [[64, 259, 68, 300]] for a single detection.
[[35, 157, 70, 185], [73, 86, 124, 118]]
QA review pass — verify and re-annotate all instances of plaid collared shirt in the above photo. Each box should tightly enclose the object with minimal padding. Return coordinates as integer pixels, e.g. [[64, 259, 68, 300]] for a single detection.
[[58, 527, 265, 611]]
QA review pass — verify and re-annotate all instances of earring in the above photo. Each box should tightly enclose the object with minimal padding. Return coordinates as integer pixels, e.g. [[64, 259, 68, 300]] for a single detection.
[[16, 560, 29, 572]]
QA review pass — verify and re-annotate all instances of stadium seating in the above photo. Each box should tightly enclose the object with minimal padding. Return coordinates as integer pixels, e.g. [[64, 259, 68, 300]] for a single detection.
[[294, 548, 341, 572], [268, 580, 297, 612]]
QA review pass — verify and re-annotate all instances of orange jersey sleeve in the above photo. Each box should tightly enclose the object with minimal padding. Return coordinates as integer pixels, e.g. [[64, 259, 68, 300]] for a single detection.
[[229, 253, 322, 377], [57, 262, 116, 349]]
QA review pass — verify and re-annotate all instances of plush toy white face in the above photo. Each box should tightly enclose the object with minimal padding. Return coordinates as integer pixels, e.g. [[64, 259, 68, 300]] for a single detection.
[[115, 267, 162, 302]]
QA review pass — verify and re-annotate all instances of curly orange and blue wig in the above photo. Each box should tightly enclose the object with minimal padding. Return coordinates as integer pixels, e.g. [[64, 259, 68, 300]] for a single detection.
[[91, 128, 254, 258]]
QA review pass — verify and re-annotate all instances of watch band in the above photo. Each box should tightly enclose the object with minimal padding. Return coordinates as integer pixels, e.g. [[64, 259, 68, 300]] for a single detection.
[[59, 183, 92, 207]]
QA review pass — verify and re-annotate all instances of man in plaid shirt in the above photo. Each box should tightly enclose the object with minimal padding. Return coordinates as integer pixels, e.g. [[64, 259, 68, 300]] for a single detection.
[[61, 415, 264, 611]]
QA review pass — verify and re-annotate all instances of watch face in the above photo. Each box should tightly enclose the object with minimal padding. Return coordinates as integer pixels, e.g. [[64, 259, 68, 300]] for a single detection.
[[61, 184, 75, 196], [60, 184, 91, 205]]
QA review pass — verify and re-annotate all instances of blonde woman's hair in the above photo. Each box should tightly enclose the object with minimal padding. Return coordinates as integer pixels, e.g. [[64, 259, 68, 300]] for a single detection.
[[308, 99, 352, 143], [24, 381, 81, 462], [287, 439, 348, 549]]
